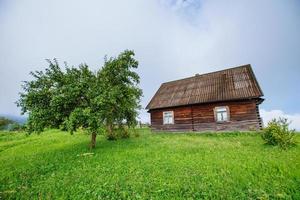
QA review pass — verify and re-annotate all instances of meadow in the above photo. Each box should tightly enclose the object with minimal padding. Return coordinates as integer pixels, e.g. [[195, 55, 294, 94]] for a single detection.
[[0, 129, 299, 199]]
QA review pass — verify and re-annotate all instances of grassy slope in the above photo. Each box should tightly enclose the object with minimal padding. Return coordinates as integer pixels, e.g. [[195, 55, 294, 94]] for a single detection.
[[0, 129, 299, 200]]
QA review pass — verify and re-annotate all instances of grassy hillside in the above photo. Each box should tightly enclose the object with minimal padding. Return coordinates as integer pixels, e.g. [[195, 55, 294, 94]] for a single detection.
[[0, 129, 299, 199]]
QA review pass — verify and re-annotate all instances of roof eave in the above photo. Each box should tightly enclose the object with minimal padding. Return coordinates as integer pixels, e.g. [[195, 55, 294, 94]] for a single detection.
[[147, 96, 263, 111]]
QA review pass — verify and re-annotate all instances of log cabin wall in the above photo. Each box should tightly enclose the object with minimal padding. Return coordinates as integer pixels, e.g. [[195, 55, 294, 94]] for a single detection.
[[150, 106, 193, 131], [149, 99, 262, 132]]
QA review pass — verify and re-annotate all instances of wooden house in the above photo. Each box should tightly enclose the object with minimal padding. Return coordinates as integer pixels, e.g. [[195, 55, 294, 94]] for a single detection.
[[146, 64, 264, 131]]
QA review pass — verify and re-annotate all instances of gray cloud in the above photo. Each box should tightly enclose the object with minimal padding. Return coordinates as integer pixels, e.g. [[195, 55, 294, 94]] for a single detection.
[[0, 0, 300, 123]]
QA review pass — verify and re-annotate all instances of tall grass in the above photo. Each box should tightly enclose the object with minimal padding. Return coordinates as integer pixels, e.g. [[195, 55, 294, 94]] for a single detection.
[[0, 129, 299, 199]]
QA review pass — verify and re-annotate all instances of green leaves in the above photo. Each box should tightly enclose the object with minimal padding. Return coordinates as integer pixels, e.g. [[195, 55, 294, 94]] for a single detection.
[[17, 50, 142, 143], [261, 118, 296, 149], [96, 50, 142, 138]]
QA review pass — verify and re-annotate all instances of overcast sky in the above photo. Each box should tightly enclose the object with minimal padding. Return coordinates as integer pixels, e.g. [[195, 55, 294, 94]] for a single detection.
[[0, 0, 300, 129]]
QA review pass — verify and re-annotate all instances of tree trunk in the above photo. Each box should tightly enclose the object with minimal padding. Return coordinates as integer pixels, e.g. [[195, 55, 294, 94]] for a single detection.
[[90, 133, 97, 149]]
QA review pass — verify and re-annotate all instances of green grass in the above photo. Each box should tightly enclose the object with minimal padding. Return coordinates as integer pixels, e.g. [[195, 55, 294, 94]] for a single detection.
[[0, 129, 299, 199]]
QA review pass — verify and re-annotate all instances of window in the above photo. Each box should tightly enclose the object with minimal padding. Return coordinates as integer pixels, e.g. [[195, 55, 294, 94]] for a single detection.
[[215, 106, 229, 122], [163, 111, 174, 124]]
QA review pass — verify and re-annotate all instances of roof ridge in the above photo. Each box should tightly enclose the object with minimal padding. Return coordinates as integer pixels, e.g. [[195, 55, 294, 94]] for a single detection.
[[162, 64, 251, 85]]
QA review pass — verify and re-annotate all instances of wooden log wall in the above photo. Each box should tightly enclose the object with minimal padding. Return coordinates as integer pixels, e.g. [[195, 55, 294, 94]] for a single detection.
[[149, 99, 262, 132]]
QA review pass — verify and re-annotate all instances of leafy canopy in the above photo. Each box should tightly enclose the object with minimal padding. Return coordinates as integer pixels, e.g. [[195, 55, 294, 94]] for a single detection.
[[17, 50, 142, 143]]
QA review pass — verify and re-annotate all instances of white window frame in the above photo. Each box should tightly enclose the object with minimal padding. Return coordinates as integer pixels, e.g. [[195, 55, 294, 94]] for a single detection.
[[214, 106, 229, 122], [163, 111, 174, 125]]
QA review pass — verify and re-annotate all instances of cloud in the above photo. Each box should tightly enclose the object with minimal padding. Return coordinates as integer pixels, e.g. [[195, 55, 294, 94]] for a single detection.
[[260, 109, 300, 131], [0, 0, 299, 123]]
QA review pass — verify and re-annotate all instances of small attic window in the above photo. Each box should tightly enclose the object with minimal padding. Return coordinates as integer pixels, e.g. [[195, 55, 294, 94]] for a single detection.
[[163, 111, 174, 124]]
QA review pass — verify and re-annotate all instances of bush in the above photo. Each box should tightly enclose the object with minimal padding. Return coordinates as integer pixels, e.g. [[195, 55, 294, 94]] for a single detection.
[[119, 128, 130, 139], [7, 123, 24, 131], [106, 127, 133, 140], [133, 129, 140, 137], [116, 127, 131, 139], [106, 131, 117, 140], [0, 117, 14, 130], [261, 118, 296, 149]]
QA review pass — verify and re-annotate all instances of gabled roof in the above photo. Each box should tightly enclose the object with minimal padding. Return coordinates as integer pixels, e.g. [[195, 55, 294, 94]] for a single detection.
[[146, 64, 263, 110]]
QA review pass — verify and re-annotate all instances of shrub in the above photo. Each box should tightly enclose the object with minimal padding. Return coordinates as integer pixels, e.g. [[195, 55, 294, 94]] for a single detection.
[[120, 129, 130, 139], [106, 131, 117, 140], [0, 117, 14, 130], [133, 129, 140, 137], [261, 118, 296, 149], [116, 127, 131, 139], [7, 123, 24, 131], [106, 127, 133, 140]]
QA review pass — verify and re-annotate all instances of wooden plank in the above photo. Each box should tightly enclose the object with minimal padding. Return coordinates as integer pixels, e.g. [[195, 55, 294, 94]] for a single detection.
[[150, 99, 262, 131]]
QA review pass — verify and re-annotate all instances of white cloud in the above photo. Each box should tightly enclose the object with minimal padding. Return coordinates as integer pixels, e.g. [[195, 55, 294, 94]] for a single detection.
[[0, 0, 299, 123], [260, 109, 300, 131]]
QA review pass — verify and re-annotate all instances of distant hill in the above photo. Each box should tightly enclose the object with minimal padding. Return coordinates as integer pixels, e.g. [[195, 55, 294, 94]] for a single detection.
[[0, 114, 27, 124]]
